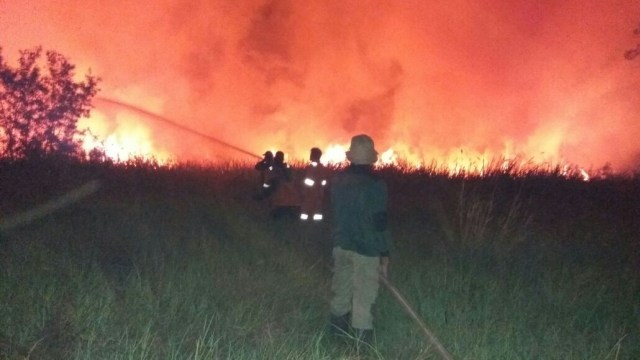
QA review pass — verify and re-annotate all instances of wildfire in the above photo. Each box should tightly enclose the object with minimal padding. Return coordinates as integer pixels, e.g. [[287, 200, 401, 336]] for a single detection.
[[78, 102, 595, 181], [6, 1, 632, 177]]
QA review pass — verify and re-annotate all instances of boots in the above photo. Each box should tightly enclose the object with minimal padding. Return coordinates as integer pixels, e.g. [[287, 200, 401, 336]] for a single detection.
[[329, 312, 351, 335], [329, 313, 375, 346]]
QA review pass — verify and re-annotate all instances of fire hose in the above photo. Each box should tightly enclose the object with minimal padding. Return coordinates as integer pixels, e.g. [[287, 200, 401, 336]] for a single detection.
[[379, 273, 455, 360]]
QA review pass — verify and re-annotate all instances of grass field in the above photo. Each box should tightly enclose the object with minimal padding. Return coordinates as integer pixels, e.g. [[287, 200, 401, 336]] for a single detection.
[[0, 158, 638, 359]]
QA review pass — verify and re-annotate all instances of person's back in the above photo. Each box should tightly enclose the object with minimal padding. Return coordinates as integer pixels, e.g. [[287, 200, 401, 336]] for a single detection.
[[331, 165, 388, 256]]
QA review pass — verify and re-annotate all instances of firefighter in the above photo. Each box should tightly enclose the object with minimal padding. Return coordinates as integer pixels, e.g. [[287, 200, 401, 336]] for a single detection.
[[252, 151, 274, 201], [300, 147, 328, 222], [328, 134, 391, 345], [264, 151, 301, 219]]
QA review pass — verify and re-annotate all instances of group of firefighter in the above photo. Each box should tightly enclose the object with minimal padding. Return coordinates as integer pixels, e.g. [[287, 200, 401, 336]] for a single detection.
[[253, 135, 391, 346], [252, 147, 328, 222]]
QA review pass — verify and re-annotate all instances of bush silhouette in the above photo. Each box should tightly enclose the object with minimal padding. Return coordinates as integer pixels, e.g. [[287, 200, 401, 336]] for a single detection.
[[0, 46, 100, 159]]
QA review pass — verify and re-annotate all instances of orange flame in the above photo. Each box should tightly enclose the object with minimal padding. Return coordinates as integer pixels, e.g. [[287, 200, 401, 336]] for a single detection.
[[3, 1, 637, 176], [79, 109, 172, 164]]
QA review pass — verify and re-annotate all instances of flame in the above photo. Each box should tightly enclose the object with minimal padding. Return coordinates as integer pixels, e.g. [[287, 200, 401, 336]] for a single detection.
[[321, 144, 347, 165], [79, 109, 171, 164], [318, 141, 593, 180], [379, 148, 398, 166], [78, 94, 598, 179]]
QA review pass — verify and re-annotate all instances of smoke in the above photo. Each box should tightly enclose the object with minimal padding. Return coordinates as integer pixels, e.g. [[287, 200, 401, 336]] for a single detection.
[[1, 0, 639, 170]]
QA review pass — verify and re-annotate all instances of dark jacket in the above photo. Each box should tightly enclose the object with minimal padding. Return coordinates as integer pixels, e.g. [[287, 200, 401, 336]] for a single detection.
[[301, 162, 328, 215], [265, 163, 300, 207], [330, 165, 391, 257]]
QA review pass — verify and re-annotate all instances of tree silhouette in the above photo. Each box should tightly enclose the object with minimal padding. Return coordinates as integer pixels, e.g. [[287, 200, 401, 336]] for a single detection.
[[0, 47, 100, 159]]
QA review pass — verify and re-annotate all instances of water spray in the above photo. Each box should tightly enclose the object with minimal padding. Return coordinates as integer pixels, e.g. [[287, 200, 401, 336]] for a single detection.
[[94, 97, 262, 160]]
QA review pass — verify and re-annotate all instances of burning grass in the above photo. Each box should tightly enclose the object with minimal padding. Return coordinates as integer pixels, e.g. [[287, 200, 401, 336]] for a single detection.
[[0, 157, 638, 359]]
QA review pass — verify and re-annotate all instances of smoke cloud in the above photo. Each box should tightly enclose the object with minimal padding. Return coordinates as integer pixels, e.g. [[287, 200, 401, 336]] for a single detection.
[[1, 0, 639, 170]]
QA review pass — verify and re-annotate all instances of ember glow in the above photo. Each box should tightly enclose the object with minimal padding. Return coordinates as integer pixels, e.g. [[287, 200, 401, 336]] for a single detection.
[[1, 1, 640, 173]]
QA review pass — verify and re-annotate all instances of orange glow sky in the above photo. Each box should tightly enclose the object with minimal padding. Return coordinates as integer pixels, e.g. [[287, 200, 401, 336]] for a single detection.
[[1, 0, 640, 171]]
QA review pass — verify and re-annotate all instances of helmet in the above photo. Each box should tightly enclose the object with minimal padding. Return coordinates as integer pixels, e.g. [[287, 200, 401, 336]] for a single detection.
[[346, 134, 378, 165], [310, 147, 322, 162], [274, 151, 285, 165]]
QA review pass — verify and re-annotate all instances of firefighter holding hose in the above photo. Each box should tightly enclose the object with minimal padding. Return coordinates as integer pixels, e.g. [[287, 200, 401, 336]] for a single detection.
[[252, 151, 274, 201]]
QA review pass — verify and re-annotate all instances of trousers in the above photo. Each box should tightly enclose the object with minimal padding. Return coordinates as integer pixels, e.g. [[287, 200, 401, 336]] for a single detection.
[[329, 246, 380, 330]]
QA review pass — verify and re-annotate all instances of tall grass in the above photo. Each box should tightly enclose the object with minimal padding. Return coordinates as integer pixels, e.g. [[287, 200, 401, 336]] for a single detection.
[[0, 158, 638, 359]]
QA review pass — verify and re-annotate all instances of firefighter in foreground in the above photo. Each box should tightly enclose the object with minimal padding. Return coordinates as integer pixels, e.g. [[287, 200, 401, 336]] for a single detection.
[[300, 147, 328, 222], [328, 134, 391, 345], [262, 151, 301, 219]]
